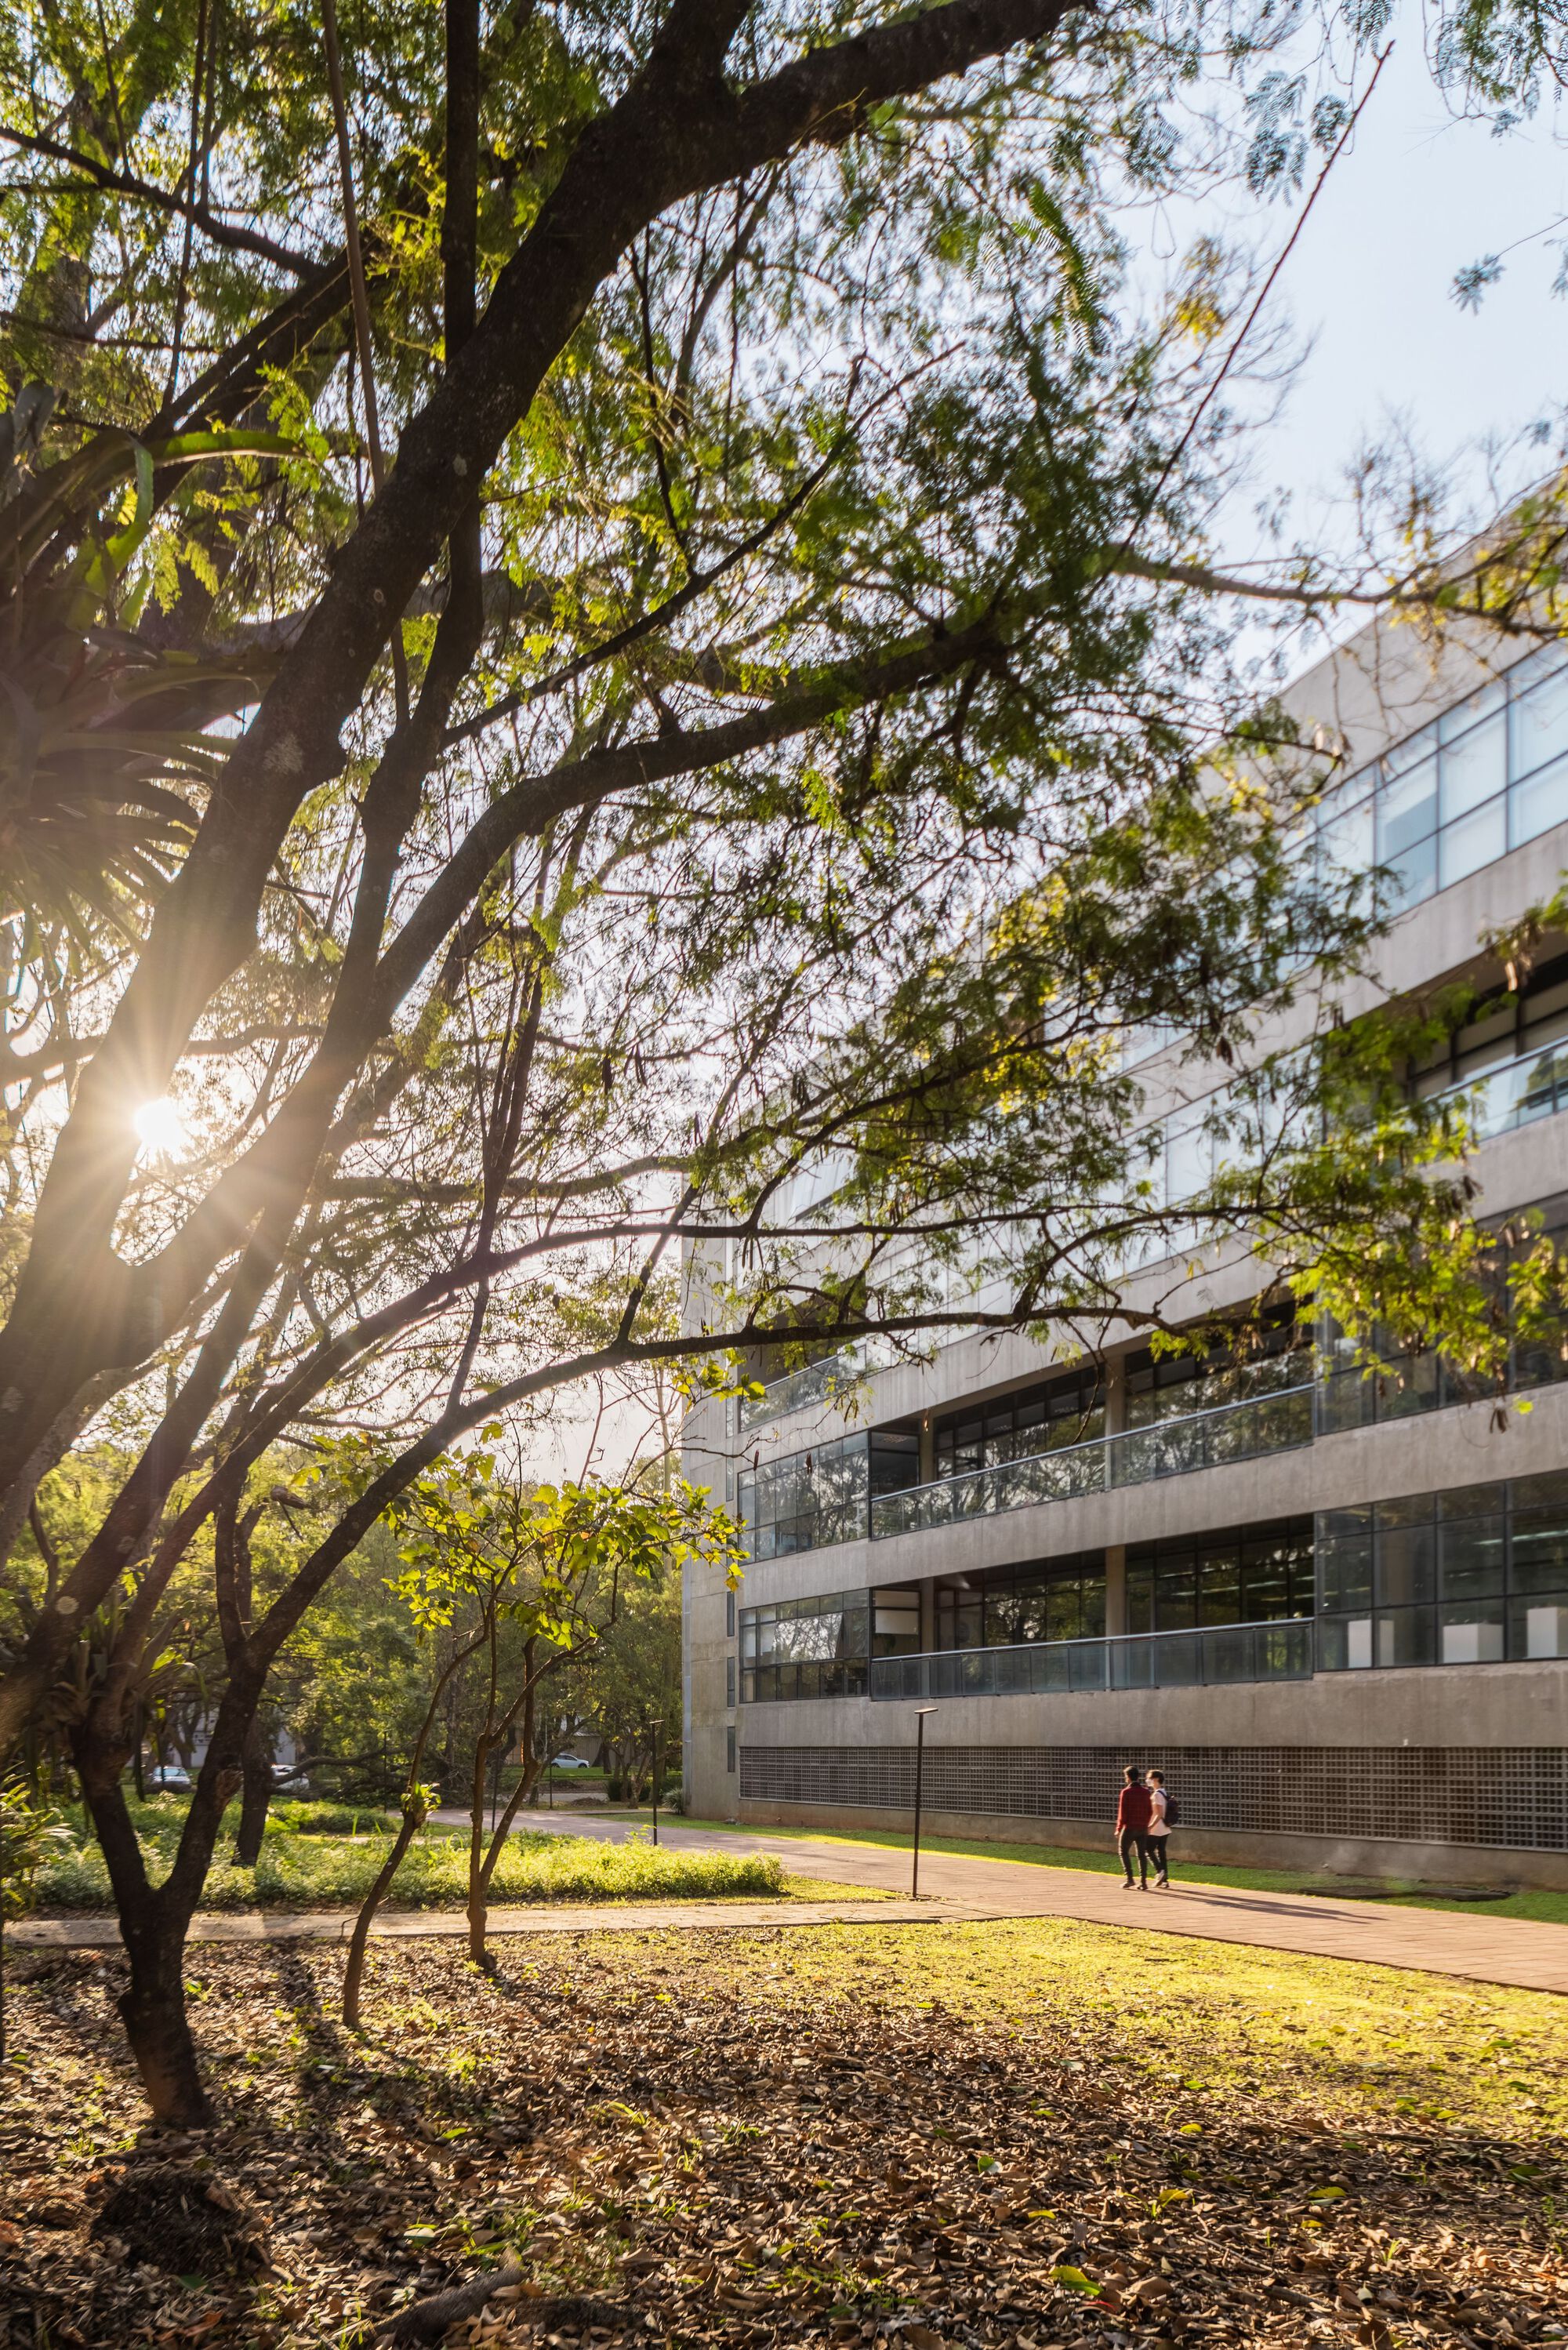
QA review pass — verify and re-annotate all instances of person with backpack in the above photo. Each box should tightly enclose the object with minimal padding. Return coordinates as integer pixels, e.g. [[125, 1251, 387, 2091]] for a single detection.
[[1114, 1763, 1153, 1889], [1145, 1769, 1177, 1887]]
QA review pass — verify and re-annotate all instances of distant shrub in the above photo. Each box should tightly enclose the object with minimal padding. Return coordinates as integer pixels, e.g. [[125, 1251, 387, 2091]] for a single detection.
[[269, 1800, 398, 1836], [39, 1814, 782, 1910]]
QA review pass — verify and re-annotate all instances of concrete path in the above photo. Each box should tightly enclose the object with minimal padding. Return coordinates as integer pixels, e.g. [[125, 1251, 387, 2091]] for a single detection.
[[20, 1815, 1568, 1995], [448, 1810, 1568, 1997], [13, 1896, 916, 1949]]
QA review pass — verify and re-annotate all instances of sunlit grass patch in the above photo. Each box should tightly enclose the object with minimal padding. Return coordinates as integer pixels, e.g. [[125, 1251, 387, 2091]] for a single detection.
[[38, 1802, 789, 1911]]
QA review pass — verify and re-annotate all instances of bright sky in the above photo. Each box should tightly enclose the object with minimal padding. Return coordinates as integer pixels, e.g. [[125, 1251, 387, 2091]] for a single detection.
[[1200, 12, 1568, 572]]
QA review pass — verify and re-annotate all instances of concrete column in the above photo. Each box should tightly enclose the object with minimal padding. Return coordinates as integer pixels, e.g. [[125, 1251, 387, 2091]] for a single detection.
[[1104, 1353, 1127, 1436], [1104, 1543, 1128, 1639], [919, 1414, 936, 1484]]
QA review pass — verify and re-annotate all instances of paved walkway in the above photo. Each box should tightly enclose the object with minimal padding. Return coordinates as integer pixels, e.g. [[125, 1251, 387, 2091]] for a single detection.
[[19, 1815, 1568, 1995], [451, 1811, 1568, 1997], [13, 1896, 921, 1949]]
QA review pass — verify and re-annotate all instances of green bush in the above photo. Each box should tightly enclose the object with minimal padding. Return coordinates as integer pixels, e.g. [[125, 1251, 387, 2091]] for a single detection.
[[268, 1799, 398, 1836], [39, 1811, 783, 1911]]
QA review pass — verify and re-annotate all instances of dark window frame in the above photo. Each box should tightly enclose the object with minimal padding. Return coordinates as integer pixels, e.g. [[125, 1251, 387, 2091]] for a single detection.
[[1316, 1469, 1568, 1669]]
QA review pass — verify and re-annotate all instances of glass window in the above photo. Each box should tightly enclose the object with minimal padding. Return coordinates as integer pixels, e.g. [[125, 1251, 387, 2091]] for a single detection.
[[1439, 1517, 1506, 1601], [737, 1433, 870, 1560], [1318, 1535, 1373, 1613], [1440, 797, 1507, 887], [1439, 708, 1506, 821], [1510, 1500, 1568, 1592], [738, 1588, 873, 1702], [1317, 1470, 1568, 1673], [1512, 752, 1568, 848], [1510, 1591, 1568, 1659], [1131, 1520, 1311, 1636], [869, 1429, 919, 1498], [1454, 1001, 1519, 1074], [1165, 1110, 1212, 1204], [933, 1370, 1103, 1483], [1376, 1491, 1436, 1531], [726, 1727, 737, 1772], [935, 1582, 982, 1649], [1378, 747, 1438, 859], [1316, 1614, 1371, 1673], [1155, 1557, 1197, 1631], [1384, 827, 1437, 909], [1439, 1481, 1504, 1520], [1377, 1524, 1437, 1607], [1439, 1600, 1506, 1664], [1510, 653, 1568, 779], [1316, 1373, 1370, 1433], [1319, 791, 1375, 877], [1196, 1544, 1242, 1626], [1375, 1607, 1437, 1668], [871, 1586, 920, 1654], [1439, 675, 1506, 746]]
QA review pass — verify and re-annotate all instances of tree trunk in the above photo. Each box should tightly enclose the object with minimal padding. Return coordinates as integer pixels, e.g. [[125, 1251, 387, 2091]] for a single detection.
[[77, 1724, 238, 2127], [117, 1891, 216, 2127], [467, 1731, 493, 1970], [343, 1802, 424, 2030], [233, 1716, 270, 1865]]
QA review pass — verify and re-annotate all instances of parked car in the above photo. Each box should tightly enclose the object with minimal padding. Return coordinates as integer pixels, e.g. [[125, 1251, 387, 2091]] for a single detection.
[[549, 1753, 591, 1770], [145, 1763, 192, 1792]]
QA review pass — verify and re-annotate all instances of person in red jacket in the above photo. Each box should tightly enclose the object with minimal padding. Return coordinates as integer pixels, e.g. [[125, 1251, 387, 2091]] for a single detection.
[[1115, 1764, 1154, 1890]]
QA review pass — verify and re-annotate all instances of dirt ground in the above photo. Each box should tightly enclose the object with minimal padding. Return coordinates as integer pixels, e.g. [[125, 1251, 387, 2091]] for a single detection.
[[1, 1920, 1564, 2349]]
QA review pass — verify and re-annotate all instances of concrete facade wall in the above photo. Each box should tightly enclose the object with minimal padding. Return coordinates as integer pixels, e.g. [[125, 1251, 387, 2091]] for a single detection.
[[679, 615, 1568, 1876]]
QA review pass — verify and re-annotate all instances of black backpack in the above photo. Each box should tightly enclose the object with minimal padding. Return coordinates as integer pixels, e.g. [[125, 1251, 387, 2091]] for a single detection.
[[1162, 1792, 1181, 1827]]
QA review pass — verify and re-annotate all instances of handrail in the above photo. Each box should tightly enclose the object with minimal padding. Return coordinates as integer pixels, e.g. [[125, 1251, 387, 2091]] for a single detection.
[[740, 1346, 866, 1431], [869, 1377, 1315, 1539], [870, 1614, 1315, 1699]]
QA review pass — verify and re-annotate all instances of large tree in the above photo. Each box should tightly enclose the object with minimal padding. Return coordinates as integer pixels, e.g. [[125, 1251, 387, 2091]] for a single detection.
[[3, 0, 1566, 2123]]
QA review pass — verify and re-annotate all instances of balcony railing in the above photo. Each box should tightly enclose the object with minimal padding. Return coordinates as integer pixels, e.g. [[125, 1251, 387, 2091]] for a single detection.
[[868, 1379, 1315, 1540], [740, 1347, 868, 1432], [870, 1614, 1314, 1700]]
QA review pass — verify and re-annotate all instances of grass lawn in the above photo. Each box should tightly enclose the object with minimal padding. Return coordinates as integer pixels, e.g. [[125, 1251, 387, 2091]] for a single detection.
[[650, 1814, 1568, 1926], [2, 1915, 1563, 2347], [36, 1796, 800, 1912]]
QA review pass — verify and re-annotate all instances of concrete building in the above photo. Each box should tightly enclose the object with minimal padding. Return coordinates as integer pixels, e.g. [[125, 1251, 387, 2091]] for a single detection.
[[681, 612, 1568, 1888]]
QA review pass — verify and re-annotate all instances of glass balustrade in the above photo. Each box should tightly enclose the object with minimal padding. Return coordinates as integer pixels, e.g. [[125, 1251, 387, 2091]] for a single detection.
[[869, 1380, 1315, 1539], [870, 1614, 1314, 1700]]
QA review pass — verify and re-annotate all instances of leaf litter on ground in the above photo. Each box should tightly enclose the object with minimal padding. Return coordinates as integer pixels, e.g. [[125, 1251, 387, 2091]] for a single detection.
[[1, 1916, 1564, 2350]]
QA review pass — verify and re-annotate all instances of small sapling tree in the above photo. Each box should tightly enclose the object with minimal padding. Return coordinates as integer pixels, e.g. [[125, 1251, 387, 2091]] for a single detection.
[[343, 1446, 741, 2012]]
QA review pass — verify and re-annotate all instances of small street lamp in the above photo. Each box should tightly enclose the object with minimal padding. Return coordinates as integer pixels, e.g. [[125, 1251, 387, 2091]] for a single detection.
[[911, 1706, 938, 1899]]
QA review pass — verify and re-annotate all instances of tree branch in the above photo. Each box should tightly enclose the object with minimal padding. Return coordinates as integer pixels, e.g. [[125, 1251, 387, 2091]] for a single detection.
[[0, 120, 315, 274]]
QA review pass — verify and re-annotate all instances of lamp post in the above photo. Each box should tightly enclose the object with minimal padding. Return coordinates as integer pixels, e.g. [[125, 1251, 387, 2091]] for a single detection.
[[911, 1706, 938, 1899], [650, 1721, 660, 1847]]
